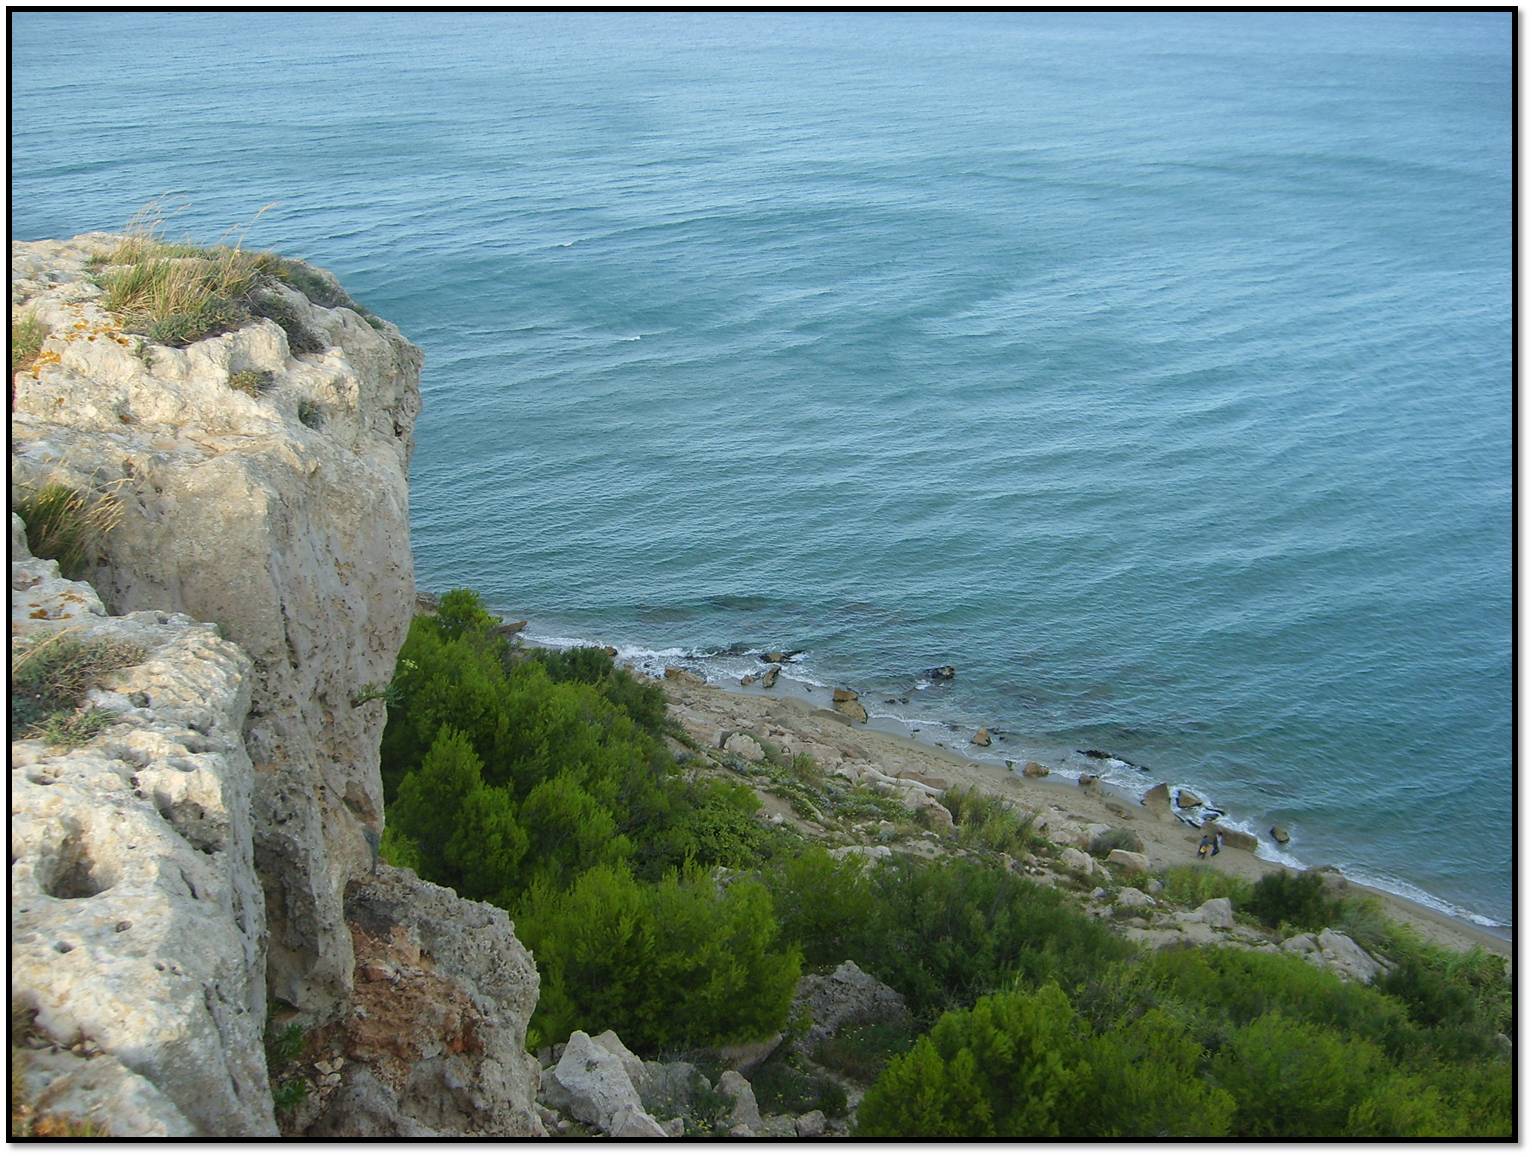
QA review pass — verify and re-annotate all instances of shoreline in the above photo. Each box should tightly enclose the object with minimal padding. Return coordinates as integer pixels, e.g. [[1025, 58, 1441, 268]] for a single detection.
[[644, 662, 1509, 959]]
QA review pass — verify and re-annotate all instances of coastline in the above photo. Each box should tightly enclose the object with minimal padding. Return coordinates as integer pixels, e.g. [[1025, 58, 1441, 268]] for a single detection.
[[645, 662, 1509, 959]]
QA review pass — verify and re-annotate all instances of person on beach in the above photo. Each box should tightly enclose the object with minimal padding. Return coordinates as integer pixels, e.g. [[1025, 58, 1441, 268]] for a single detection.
[[1197, 835, 1214, 860], [1212, 832, 1222, 856]]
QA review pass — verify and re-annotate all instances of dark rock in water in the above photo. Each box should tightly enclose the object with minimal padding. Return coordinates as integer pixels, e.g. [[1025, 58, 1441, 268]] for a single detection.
[[883, 698, 899, 705], [1176, 788, 1204, 809], [1270, 825, 1291, 844], [760, 650, 803, 664], [1177, 814, 1203, 828], [1078, 749, 1113, 761], [1203, 807, 1225, 819], [740, 674, 758, 686], [897, 697, 909, 704], [927, 665, 957, 681], [494, 619, 529, 636], [762, 665, 780, 689], [602, 645, 618, 657]]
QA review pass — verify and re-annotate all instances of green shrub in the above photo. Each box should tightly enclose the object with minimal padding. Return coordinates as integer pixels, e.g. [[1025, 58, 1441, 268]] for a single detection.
[[1157, 865, 1253, 910], [749, 1054, 848, 1118], [812, 1020, 916, 1085], [517, 863, 801, 1053], [253, 253, 366, 312], [13, 481, 123, 579], [1211, 1011, 1382, 1137], [250, 291, 326, 355], [1246, 871, 1339, 932], [98, 246, 261, 347], [1089, 827, 1144, 856]]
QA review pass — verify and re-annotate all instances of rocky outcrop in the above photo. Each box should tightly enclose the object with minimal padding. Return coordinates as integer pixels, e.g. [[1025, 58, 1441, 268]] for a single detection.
[[541, 1031, 664, 1137], [1106, 849, 1151, 874], [1280, 929, 1389, 985], [11, 516, 273, 1135], [1141, 782, 1172, 816], [789, 961, 909, 1055], [12, 234, 423, 1024]]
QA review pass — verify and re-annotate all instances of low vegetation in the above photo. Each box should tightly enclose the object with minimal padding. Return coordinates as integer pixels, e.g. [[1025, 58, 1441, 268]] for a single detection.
[[228, 368, 275, 398], [11, 312, 48, 377], [379, 586, 1511, 1138], [11, 630, 145, 747], [12, 480, 123, 579], [87, 202, 375, 350]]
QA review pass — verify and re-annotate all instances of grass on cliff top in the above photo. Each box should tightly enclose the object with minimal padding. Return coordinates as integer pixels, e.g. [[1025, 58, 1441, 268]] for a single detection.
[[90, 201, 377, 348]]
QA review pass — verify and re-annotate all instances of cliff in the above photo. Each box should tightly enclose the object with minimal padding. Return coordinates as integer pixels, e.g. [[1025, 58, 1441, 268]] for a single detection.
[[10, 236, 542, 1136]]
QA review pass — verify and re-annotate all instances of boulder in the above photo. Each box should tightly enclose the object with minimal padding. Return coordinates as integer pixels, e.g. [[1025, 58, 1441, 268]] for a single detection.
[[739, 674, 757, 686], [760, 651, 800, 664], [972, 728, 992, 747], [1213, 824, 1259, 852], [1022, 760, 1050, 778], [916, 798, 956, 834], [307, 1067, 438, 1138], [789, 960, 909, 1054], [663, 667, 703, 685], [590, 1030, 646, 1090], [1116, 887, 1156, 909], [1059, 847, 1101, 878], [1176, 788, 1203, 809], [1189, 898, 1235, 930], [1106, 849, 1151, 874], [724, 733, 766, 763], [1077, 772, 1100, 791], [927, 665, 957, 681], [1141, 782, 1172, 815], [828, 844, 892, 864], [796, 1110, 828, 1137], [1315, 929, 1388, 984], [831, 687, 860, 703], [1270, 825, 1291, 844], [542, 1032, 663, 1137], [833, 698, 869, 724], [762, 665, 780, 689], [636, 1060, 709, 1117], [716, 1071, 762, 1132]]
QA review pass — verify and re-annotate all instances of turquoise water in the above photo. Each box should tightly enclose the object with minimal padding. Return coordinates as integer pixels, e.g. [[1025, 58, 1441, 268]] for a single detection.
[[11, 12, 1511, 928]]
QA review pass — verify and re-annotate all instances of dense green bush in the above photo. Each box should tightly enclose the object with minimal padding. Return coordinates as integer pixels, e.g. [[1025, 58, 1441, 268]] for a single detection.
[[516, 863, 800, 1053], [1246, 871, 1339, 932]]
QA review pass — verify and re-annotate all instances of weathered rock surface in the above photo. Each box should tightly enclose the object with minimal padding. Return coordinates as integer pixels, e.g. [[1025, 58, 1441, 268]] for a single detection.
[[1106, 849, 1151, 874], [336, 869, 543, 1136], [541, 1031, 663, 1137], [12, 235, 424, 1025], [1270, 824, 1291, 844], [1059, 847, 1104, 879], [789, 960, 910, 1054], [972, 727, 992, 747], [1188, 897, 1236, 930], [1176, 788, 1204, 809], [1021, 760, 1050, 777], [762, 664, 780, 688], [10, 516, 274, 1136], [1281, 928, 1389, 984], [1141, 782, 1172, 816], [1213, 824, 1259, 852], [724, 732, 766, 763], [1115, 887, 1156, 909], [716, 1070, 763, 1132], [832, 697, 869, 723]]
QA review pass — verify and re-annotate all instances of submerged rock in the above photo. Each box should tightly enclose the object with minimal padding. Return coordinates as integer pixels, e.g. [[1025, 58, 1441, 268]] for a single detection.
[[1176, 788, 1204, 809], [927, 665, 957, 680], [1270, 824, 1291, 844]]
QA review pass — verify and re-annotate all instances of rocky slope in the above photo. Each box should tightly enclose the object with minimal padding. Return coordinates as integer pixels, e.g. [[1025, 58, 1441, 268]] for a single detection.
[[10, 236, 542, 1136]]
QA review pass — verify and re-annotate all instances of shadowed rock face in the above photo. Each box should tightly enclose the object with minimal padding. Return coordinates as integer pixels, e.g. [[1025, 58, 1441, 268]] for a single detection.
[[12, 234, 422, 1024]]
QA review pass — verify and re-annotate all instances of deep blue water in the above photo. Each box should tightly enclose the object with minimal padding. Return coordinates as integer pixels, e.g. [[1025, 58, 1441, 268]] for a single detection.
[[11, 12, 1511, 927]]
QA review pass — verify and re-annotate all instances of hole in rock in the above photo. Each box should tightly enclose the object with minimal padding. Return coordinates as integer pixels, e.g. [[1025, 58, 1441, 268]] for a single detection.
[[39, 825, 115, 899]]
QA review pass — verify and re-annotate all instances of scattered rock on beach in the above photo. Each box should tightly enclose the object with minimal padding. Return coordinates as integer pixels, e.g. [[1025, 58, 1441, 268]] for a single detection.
[[762, 665, 780, 688], [664, 667, 703, 685], [740, 674, 757, 686], [1270, 825, 1291, 844], [1176, 788, 1203, 809], [1141, 783, 1172, 816], [972, 728, 991, 747], [1022, 760, 1049, 778], [725, 734, 765, 763], [1213, 824, 1258, 852], [832, 697, 868, 723], [1107, 849, 1151, 874], [831, 687, 859, 703]]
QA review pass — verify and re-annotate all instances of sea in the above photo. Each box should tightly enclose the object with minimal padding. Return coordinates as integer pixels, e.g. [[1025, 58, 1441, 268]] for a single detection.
[[10, 11, 1511, 932]]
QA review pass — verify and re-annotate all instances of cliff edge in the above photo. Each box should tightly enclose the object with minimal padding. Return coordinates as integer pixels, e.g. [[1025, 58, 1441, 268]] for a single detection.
[[10, 235, 541, 1136]]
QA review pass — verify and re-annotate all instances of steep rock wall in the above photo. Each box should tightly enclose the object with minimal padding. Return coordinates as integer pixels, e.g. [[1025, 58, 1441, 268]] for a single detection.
[[12, 235, 420, 1020]]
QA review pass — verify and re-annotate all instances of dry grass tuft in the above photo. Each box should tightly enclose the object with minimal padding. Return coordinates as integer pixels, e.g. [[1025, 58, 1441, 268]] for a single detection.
[[12, 479, 124, 579], [10, 629, 146, 747]]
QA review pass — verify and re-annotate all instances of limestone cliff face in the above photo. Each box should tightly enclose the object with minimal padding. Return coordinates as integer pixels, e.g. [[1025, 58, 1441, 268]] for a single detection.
[[12, 234, 420, 1019], [10, 235, 542, 1136]]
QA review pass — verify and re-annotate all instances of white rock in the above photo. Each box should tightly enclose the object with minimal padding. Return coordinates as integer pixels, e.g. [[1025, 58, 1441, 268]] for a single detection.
[[724, 733, 766, 763], [1115, 887, 1156, 909], [1191, 897, 1235, 930], [542, 1031, 658, 1136], [716, 1071, 763, 1131], [13, 236, 423, 1024], [1059, 847, 1102, 878], [796, 1109, 828, 1137], [590, 1029, 647, 1090], [827, 844, 893, 863], [1106, 849, 1151, 874]]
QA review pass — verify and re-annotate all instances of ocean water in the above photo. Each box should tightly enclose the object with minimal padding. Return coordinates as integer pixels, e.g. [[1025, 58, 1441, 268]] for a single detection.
[[11, 12, 1511, 928]]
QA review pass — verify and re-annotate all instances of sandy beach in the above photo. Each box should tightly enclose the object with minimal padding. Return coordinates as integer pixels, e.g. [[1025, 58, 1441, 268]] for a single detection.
[[657, 670, 1510, 960]]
